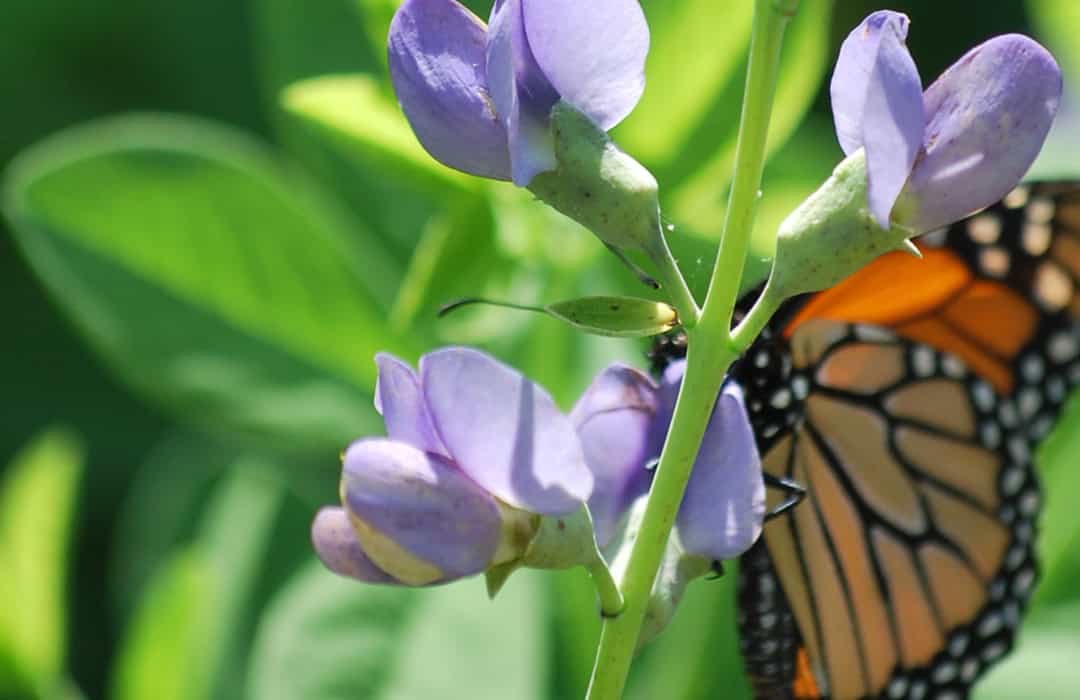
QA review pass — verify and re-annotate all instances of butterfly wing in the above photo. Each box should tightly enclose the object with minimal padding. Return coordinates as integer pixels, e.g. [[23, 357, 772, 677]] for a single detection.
[[735, 182, 1080, 700]]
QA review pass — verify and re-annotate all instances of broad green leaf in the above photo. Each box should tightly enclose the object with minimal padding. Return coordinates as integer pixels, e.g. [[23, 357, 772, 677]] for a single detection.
[[0, 429, 83, 698], [667, 0, 834, 235], [111, 549, 212, 700], [382, 573, 546, 700], [245, 561, 418, 700], [281, 74, 479, 201], [111, 464, 283, 700], [3, 115, 413, 452], [616, 1, 755, 164]]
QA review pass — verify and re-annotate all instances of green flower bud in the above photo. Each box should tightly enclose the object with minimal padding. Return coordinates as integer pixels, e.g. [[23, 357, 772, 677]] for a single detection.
[[439, 295, 679, 338], [545, 296, 678, 338], [769, 150, 918, 300], [527, 102, 664, 255]]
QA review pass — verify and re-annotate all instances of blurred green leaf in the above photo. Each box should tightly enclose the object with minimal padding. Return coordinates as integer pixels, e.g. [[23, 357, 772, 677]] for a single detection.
[[3, 115, 413, 453], [245, 562, 418, 700], [281, 74, 480, 201], [111, 548, 211, 700], [252, 0, 376, 105], [383, 574, 546, 700], [616, 1, 755, 164], [1032, 392, 1080, 607], [109, 435, 233, 615], [112, 464, 283, 700], [976, 601, 1080, 699], [625, 575, 751, 700], [1027, 0, 1080, 86], [0, 428, 84, 698], [667, 0, 834, 235]]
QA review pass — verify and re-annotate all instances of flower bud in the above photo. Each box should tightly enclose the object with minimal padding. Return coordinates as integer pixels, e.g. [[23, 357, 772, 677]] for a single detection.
[[545, 296, 678, 338], [312, 347, 595, 587]]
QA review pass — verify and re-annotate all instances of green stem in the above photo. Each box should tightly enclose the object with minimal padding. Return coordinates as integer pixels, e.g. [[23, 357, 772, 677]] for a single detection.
[[583, 2, 799, 698], [585, 338, 735, 700], [701, 0, 799, 331], [646, 235, 700, 328], [729, 280, 783, 351], [586, 559, 626, 618]]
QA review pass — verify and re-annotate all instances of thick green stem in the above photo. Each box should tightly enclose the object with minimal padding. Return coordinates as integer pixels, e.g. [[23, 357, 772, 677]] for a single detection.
[[584, 336, 735, 700], [701, 0, 799, 331], [583, 2, 799, 698]]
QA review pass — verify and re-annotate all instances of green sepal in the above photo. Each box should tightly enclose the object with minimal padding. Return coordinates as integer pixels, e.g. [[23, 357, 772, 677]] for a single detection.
[[769, 150, 917, 300], [528, 102, 663, 254]]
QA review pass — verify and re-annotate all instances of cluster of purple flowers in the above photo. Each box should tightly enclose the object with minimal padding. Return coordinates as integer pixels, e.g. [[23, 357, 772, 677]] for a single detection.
[[313, 0, 1062, 593]]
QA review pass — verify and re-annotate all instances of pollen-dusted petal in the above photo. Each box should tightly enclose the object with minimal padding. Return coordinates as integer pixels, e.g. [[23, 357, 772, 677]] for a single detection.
[[831, 10, 924, 228], [388, 0, 512, 180], [341, 438, 502, 581], [522, 0, 649, 131], [571, 364, 659, 547], [676, 383, 765, 560], [374, 353, 448, 457], [902, 34, 1062, 233], [311, 507, 402, 584], [421, 347, 594, 515], [487, 0, 559, 185]]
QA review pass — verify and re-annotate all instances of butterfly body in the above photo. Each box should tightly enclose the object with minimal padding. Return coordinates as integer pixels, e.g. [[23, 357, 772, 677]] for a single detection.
[[729, 182, 1080, 699]]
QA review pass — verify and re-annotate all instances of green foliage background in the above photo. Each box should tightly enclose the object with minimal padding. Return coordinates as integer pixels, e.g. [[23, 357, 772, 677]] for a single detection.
[[0, 1, 1077, 698]]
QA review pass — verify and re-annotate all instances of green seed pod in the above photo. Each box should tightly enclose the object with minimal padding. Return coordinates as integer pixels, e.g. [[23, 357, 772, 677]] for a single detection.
[[545, 296, 679, 338], [527, 102, 663, 255]]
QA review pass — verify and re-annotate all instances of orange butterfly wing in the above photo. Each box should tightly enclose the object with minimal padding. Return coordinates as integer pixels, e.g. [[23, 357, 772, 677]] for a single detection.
[[736, 182, 1080, 700]]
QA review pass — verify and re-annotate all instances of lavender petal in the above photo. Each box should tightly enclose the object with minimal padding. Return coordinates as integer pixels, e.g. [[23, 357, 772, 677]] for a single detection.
[[421, 347, 594, 515], [486, 0, 560, 185], [676, 383, 765, 560], [311, 507, 402, 585], [831, 10, 924, 227], [341, 438, 502, 580], [374, 353, 448, 457], [571, 364, 659, 547], [522, 0, 649, 130], [388, 0, 512, 180], [902, 34, 1062, 232]]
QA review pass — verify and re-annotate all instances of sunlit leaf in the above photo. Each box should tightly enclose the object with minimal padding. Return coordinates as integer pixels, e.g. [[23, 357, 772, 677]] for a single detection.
[[281, 74, 480, 201], [0, 428, 83, 698], [111, 549, 212, 700], [615, 1, 755, 164], [3, 115, 413, 452]]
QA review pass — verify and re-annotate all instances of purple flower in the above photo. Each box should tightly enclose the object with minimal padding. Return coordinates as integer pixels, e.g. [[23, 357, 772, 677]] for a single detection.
[[312, 348, 594, 585], [832, 11, 1062, 231], [388, 0, 649, 187], [571, 361, 764, 560]]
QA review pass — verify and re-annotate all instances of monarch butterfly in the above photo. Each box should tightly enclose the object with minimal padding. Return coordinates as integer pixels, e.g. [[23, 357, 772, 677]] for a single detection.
[[659, 181, 1080, 699]]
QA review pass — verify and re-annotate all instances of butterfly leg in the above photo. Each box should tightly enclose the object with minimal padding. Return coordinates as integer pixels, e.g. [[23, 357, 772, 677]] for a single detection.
[[763, 473, 805, 521]]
